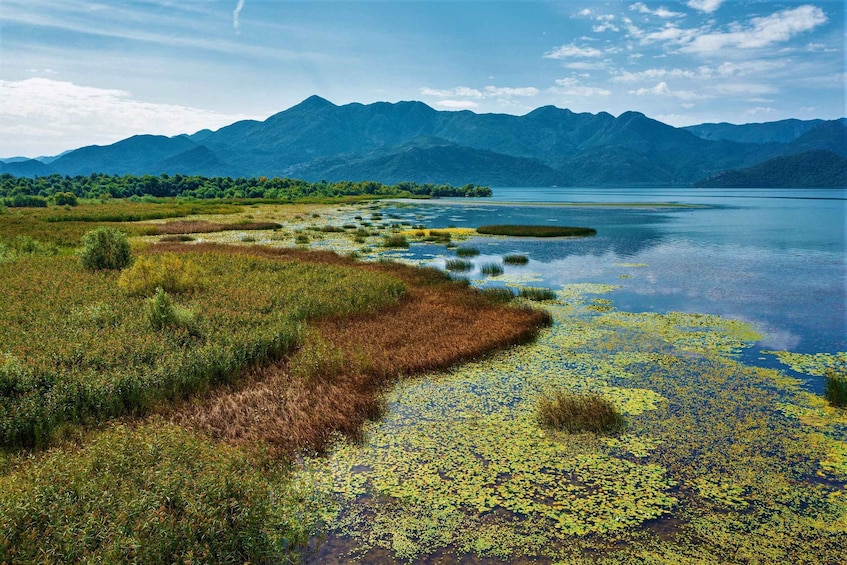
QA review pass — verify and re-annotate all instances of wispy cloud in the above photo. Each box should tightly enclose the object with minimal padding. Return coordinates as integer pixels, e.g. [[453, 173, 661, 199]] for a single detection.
[[432, 100, 479, 110], [630, 3, 683, 19], [686, 0, 724, 14], [680, 5, 827, 53], [0, 78, 254, 156], [629, 81, 709, 100], [552, 78, 611, 97], [233, 0, 245, 33], [544, 44, 606, 59]]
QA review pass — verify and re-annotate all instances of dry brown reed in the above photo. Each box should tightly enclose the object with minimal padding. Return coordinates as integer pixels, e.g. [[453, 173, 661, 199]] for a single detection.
[[161, 242, 550, 456]]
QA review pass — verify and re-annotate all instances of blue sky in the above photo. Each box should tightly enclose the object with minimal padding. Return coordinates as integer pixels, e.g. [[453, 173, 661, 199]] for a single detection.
[[1, 0, 844, 157]]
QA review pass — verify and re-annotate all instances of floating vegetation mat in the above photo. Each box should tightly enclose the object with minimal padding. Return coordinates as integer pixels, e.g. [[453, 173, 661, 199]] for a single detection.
[[304, 284, 847, 563]]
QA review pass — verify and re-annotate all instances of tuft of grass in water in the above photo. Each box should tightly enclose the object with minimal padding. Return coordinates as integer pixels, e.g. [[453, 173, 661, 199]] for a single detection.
[[480, 262, 504, 276], [537, 391, 625, 434], [382, 234, 409, 248], [477, 225, 596, 237], [519, 287, 557, 301], [321, 225, 345, 233], [503, 254, 529, 265], [825, 371, 847, 407], [294, 234, 310, 245], [480, 287, 515, 303], [456, 247, 480, 257], [425, 230, 452, 243], [445, 259, 473, 272]]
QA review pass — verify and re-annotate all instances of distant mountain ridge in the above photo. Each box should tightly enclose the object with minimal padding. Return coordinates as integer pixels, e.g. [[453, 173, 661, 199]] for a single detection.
[[3, 96, 845, 187]]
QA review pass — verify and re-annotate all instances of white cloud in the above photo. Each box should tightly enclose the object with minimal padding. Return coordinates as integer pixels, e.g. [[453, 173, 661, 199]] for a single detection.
[[642, 23, 699, 44], [0, 78, 254, 157], [578, 8, 592, 17], [611, 68, 699, 83], [629, 81, 709, 100], [421, 87, 484, 99], [552, 78, 611, 97], [433, 100, 479, 110], [564, 62, 608, 70], [686, 0, 724, 14], [593, 23, 620, 33], [710, 83, 778, 95], [745, 106, 777, 116], [544, 44, 605, 59], [715, 60, 786, 76], [680, 5, 827, 53], [630, 3, 683, 18], [233, 0, 245, 33], [483, 86, 539, 97]]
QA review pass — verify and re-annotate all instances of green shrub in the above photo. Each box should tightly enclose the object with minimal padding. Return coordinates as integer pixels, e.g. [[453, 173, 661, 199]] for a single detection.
[[53, 192, 78, 206], [537, 391, 625, 434], [79, 227, 132, 270], [445, 259, 473, 272], [145, 287, 199, 335], [118, 253, 205, 296], [503, 254, 529, 265]]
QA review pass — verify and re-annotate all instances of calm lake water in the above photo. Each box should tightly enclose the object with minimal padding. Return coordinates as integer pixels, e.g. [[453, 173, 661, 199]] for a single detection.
[[380, 187, 846, 358], [307, 187, 846, 563]]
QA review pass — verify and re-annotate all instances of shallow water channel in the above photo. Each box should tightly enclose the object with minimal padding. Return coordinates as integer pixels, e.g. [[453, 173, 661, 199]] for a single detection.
[[291, 188, 845, 563]]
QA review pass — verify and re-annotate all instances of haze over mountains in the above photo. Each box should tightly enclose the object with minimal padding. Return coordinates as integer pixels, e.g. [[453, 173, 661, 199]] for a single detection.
[[2, 96, 845, 187]]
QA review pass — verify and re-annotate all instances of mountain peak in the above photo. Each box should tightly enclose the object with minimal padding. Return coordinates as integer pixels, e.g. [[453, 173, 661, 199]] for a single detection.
[[296, 95, 335, 110]]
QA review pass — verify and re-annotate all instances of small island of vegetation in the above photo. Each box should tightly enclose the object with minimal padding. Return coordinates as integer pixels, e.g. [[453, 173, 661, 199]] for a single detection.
[[476, 225, 596, 237]]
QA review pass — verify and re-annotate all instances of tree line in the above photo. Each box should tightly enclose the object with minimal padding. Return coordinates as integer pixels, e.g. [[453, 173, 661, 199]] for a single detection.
[[0, 173, 491, 205]]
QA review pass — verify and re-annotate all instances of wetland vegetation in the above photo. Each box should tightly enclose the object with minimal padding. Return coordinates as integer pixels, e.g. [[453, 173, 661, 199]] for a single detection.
[[1, 189, 845, 564], [476, 224, 597, 237]]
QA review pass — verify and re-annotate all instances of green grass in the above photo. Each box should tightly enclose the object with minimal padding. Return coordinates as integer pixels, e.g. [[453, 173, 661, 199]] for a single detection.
[[445, 259, 473, 272], [0, 251, 405, 448], [0, 421, 322, 564], [480, 262, 504, 276], [519, 287, 557, 301], [477, 225, 596, 237], [825, 372, 847, 407], [537, 391, 625, 434], [503, 254, 529, 265], [455, 247, 480, 257], [382, 234, 409, 248], [480, 287, 515, 303]]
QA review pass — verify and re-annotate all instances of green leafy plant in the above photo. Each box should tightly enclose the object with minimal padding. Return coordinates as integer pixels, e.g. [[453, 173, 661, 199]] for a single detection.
[[79, 227, 132, 270]]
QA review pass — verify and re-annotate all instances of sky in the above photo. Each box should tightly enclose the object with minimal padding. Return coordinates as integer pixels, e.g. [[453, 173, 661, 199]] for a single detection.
[[1, 0, 844, 158]]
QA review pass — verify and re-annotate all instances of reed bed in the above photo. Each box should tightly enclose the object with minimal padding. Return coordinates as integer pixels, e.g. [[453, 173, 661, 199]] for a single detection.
[[537, 391, 625, 434], [455, 247, 480, 257], [149, 219, 281, 234], [445, 258, 473, 272], [477, 225, 596, 237], [480, 262, 504, 276], [503, 254, 529, 265]]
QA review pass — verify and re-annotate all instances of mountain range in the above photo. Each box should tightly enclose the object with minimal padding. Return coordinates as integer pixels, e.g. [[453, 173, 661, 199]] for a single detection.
[[2, 96, 845, 187]]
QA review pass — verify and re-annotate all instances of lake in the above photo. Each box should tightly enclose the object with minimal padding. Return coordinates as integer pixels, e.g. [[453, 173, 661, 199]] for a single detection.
[[305, 187, 846, 563]]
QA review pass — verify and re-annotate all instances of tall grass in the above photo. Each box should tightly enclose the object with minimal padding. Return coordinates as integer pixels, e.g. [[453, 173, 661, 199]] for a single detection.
[[455, 247, 480, 257], [825, 372, 847, 407], [382, 234, 409, 248], [537, 391, 625, 434], [0, 249, 405, 447], [503, 254, 529, 265], [480, 262, 504, 276], [0, 421, 322, 563], [519, 287, 557, 301], [445, 259, 473, 272]]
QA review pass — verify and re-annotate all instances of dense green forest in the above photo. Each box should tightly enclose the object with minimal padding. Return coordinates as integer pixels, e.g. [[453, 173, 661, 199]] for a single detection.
[[0, 173, 491, 205]]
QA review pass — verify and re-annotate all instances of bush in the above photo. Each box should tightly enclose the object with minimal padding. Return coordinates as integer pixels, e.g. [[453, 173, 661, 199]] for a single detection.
[[79, 227, 131, 270], [145, 287, 199, 335], [53, 192, 78, 206], [118, 253, 205, 296], [537, 391, 625, 434]]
